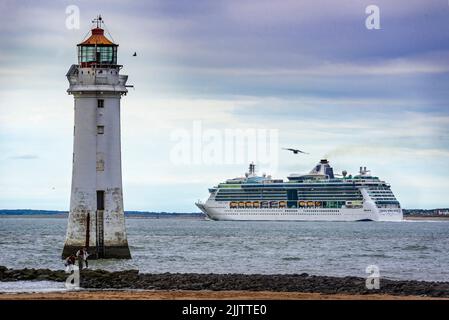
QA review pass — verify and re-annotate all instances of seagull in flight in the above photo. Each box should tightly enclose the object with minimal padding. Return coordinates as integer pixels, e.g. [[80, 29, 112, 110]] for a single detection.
[[283, 148, 309, 155]]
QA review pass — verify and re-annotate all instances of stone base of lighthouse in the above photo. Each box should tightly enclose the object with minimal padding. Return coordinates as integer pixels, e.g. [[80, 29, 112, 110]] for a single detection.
[[62, 212, 131, 259], [62, 188, 131, 260]]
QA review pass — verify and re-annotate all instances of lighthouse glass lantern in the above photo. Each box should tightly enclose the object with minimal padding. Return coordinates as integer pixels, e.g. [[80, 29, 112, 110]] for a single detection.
[[77, 28, 118, 67]]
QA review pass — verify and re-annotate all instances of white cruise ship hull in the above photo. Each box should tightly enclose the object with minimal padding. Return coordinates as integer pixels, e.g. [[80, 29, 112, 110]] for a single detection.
[[196, 200, 403, 222]]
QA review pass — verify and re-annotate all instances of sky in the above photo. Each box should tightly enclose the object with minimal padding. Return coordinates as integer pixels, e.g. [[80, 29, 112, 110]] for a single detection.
[[0, 0, 449, 211]]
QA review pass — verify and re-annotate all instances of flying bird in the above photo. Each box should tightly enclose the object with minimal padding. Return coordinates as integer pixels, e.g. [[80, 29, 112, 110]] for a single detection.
[[283, 148, 309, 155]]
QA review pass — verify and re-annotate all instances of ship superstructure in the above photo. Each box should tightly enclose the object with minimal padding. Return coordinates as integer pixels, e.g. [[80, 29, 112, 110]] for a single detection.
[[196, 160, 403, 221]]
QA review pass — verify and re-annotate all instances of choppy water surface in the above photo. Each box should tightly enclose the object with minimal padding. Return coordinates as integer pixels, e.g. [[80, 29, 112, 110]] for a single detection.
[[0, 217, 448, 283]]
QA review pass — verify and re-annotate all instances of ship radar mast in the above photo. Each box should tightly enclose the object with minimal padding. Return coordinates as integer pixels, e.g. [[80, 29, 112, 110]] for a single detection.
[[245, 162, 256, 178], [249, 163, 255, 175], [359, 166, 371, 177]]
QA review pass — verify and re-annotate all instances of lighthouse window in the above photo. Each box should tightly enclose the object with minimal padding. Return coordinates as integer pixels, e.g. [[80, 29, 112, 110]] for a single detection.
[[97, 126, 104, 134], [78, 46, 117, 65], [97, 99, 104, 108], [96, 159, 104, 171]]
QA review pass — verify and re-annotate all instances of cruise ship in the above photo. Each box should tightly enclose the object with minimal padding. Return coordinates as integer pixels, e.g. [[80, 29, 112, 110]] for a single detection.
[[196, 159, 403, 221]]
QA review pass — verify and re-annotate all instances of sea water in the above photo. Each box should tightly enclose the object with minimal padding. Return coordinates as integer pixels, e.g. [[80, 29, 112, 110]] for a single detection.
[[0, 217, 448, 292]]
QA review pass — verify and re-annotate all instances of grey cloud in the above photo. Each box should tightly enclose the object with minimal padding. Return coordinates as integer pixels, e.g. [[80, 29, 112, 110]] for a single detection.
[[9, 154, 39, 160]]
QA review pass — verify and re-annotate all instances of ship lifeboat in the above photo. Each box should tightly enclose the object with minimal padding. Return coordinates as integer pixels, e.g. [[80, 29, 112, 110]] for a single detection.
[[238, 201, 245, 208], [230, 202, 237, 208], [307, 201, 315, 207], [299, 201, 306, 207], [245, 201, 253, 208], [270, 201, 279, 208], [279, 201, 287, 208], [315, 201, 321, 207], [253, 201, 260, 208], [261, 201, 269, 208]]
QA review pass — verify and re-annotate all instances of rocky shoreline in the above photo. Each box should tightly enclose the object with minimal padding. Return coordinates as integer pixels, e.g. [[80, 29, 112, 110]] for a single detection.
[[1, 266, 448, 298]]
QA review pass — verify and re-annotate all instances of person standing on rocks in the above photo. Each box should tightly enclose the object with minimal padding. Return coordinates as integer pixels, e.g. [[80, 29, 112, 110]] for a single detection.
[[76, 247, 89, 270], [64, 254, 76, 273]]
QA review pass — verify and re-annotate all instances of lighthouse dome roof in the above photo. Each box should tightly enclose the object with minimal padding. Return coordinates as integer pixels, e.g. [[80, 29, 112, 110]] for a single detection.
[[78, 28, 116, 46]]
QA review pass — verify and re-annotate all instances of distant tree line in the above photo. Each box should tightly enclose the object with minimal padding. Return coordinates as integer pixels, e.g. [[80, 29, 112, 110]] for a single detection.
[[0, 209, 204, 217], [403, 209, 449, 216]]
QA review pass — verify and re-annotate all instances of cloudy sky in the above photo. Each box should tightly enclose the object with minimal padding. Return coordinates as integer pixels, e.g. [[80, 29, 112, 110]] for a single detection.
[[1, 0, 449, 211]]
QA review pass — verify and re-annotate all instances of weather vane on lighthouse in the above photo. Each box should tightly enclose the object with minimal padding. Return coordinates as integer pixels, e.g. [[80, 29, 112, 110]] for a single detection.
[[62, 16, 131, 260], [92, 15, 104, 28]]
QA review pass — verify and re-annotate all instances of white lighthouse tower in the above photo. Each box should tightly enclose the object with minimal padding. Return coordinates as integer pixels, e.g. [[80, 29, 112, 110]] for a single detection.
[[62, 16, 131, 259]]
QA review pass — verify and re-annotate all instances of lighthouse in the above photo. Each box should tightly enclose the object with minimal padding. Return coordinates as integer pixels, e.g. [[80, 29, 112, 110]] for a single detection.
[[62, 16, 131, 259]]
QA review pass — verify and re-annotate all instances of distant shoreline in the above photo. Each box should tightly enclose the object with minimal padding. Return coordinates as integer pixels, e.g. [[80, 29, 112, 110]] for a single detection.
[[1, 214, 449, 221], [403, 216, 449, 221], [0, 210, 204, 219], [1, 209, 449, 221], [0, 214, 205, 219]]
